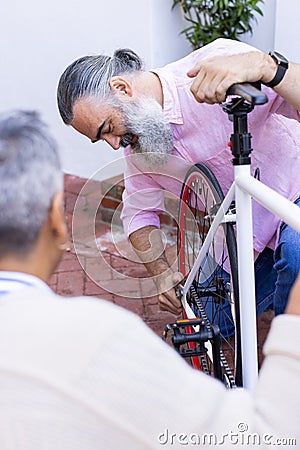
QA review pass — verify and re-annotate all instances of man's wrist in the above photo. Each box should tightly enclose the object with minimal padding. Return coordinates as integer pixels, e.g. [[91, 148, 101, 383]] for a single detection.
[[261, 53, 278, 86], [262, 51, 289, 88], [151, 263, 174, 286], [154, 270, 178, 297]]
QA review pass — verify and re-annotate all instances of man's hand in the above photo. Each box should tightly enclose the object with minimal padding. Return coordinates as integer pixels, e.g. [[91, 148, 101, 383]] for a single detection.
[[156, 271, 184, 315], [187, 51, 275, 104]]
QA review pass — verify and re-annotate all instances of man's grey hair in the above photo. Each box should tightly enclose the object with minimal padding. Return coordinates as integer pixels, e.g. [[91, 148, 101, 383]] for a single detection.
[[0, 110, 63, 257], [57, 48, 143, 125]]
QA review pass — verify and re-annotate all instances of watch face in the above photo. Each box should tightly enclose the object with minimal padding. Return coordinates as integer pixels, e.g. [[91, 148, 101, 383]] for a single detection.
[[269, 51, 289, 67]]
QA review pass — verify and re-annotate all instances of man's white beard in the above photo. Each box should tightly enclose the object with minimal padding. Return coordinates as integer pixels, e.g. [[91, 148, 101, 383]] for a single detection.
[[108, 95, 174, 166]]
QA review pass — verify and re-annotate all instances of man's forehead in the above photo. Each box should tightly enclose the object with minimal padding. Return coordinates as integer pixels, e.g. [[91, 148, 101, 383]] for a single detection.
[[71, 101, 97, 136], [72, 100, 111, 133], [73, 98, 109, 118]]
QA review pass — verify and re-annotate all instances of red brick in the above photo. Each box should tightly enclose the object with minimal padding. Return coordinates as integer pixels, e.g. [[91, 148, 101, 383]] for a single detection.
[[110, 254, 132, 268], [144, 302, 160, 321], [159, 213, 173, 226], [94, 222, 111, 236], [85, 293, 115, 303], [64, 174, 87, 195], [73, 242, 101, 259], [48, 273, 58, 291], [100, 278, 141, 298], [113, 295, 144, 316], [56, 270, 84, 297], [140, 277, 158, 299], [85, 277, 113, 296], [145, 317, 175, 338], [102, 183, 124, 201], [55, 255, 83, 273], [100, 197, 122, 210], [142, 296, 159, 306], [98, 252, 112, 265], [111, 264, 149, 280], [85, 257, 113, 282], [64, 192, 80, 214], [145, 302, 176, 322], [79, 179, 101, 197]]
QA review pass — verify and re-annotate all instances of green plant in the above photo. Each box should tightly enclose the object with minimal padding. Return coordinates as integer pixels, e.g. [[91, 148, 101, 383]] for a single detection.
[[172, 0, 264, 49]]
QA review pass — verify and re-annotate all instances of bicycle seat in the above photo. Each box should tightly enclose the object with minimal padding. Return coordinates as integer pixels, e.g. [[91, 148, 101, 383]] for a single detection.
[[227, 83, 268, 105]]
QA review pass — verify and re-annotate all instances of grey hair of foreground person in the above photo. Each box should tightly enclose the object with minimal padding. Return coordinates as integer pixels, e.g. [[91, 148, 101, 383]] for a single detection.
[[0, 110, 63, 257], [57, 48, 143, 125]]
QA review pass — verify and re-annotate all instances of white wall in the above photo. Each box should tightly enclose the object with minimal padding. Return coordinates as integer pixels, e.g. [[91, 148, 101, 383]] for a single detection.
[[0, 0, 189, 180], [242, 0, 277, 51], [275, 0, 300, 62], [1, 0, 297, 180]]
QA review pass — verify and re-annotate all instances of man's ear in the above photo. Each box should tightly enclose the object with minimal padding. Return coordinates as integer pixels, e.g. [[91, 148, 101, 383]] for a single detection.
[[48, 192, 68, 245], [109, 76, 133, 97]]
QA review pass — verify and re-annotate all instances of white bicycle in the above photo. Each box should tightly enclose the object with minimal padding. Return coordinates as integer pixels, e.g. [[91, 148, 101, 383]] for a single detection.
[[163, 83, 300, 390]]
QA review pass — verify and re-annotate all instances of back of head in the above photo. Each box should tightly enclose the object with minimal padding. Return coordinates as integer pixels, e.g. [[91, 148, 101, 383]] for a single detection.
[[0, 111, 62, 258], [57, 48, 143, 125]]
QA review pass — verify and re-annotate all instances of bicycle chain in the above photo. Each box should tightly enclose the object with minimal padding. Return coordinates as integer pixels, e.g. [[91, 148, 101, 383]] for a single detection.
[[199, 353, 210, 375], [189, 285, 236, 388]]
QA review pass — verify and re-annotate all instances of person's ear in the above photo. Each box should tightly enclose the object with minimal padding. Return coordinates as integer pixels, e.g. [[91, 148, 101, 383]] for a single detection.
[[48, 192, 68, 250], [109, 76, 133, 97]]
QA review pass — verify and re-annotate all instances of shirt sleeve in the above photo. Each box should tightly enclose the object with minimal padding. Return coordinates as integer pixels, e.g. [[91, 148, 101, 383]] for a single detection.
[[120, 151, 165, 237], [266, 88, 300, 120]]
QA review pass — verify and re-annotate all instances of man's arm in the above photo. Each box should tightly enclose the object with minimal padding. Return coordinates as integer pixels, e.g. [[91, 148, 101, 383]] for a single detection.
[[273, 60, 300, 110], [129, 226, 183, 315], [187, 51, 300, 110]]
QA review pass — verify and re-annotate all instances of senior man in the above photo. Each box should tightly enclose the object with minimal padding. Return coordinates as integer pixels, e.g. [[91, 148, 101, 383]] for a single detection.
[[57, 38, 300, 316]]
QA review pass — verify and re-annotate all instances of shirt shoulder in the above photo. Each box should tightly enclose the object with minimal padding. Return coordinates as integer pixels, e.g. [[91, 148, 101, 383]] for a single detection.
[[153, 38, 260, 76]]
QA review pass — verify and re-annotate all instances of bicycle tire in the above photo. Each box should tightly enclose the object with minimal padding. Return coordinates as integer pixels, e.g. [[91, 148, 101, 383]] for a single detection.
[[178, 163, 242, 387]]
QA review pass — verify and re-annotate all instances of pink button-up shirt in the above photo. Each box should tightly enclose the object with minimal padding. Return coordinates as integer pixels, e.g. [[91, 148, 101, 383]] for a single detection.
[[121, 39, 300, 253]]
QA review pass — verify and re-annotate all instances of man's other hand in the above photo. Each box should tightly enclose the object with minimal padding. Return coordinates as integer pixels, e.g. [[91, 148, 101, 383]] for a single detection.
[[157, 271, 184, 315]]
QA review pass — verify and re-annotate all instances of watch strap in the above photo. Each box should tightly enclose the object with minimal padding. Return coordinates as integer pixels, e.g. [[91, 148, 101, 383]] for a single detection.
[[264, 51, 289, 88]]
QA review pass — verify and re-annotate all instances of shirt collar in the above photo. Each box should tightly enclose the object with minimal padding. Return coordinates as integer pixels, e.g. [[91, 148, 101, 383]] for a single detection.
[[0, 271, 53, 295], [150, 69, 183, 125]]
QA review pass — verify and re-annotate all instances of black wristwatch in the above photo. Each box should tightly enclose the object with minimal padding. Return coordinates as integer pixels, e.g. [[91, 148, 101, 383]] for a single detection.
[[264, 51, 289, 88]]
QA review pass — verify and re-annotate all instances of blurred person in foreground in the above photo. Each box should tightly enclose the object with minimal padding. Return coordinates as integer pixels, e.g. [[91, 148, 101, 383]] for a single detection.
[[0, 110, 299, 448]]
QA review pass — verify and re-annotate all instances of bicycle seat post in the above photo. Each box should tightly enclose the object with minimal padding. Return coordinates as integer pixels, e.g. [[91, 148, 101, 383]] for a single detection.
[[224, 82, 268, 166], [225, 99, 254, 166], [222, 84, 268, 390]]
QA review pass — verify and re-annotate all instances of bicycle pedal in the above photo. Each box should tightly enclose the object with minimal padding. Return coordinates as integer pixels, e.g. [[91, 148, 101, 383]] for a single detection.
[[176, 317, 204, 327], [163, 318, 212, 343], [177, 346, 208, 359], [163, 317, 203, 337]]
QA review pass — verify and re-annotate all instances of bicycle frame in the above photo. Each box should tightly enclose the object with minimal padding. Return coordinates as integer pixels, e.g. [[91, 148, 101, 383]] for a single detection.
[[180, 84, 300, 390], [181, 164, 300, 390]]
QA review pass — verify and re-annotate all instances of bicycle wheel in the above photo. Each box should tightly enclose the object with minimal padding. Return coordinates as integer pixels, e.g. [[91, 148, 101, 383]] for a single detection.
[[178, 163, 242, 387]]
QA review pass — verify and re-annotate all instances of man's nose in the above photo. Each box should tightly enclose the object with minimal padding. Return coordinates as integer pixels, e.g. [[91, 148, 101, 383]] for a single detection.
[[104, 135, 121, 150]]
